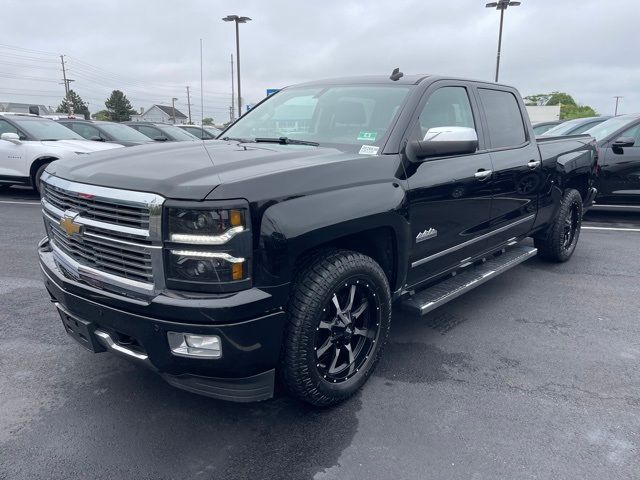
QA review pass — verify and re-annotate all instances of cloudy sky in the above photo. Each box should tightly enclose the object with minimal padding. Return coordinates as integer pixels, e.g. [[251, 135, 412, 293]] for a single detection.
[[2, 0, 638, 122]]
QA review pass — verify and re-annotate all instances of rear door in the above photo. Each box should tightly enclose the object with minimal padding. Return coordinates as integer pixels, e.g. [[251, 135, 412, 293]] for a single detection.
[[475, 86, 539, 245], [598, 121, 640, 204], [404, 82, 494, 287]]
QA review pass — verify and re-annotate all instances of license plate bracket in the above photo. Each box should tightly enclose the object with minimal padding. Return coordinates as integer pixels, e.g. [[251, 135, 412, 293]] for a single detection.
[[57, 307, 105, 353]]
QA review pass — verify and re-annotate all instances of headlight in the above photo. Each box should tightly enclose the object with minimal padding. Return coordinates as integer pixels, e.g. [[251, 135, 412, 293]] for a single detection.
[[164, 202, 252, 292], [168, 250, 245, 282], [167, 208, 245, 244]]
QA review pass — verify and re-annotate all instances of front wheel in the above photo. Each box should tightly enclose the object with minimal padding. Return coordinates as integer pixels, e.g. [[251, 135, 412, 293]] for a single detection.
[[535, 188, 582, 262], [33, 163, 50, 195], [280, 250, 392, 406]]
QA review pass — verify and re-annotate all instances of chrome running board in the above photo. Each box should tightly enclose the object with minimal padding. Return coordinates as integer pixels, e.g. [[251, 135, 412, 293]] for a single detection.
[[401, 244, 538, 316]]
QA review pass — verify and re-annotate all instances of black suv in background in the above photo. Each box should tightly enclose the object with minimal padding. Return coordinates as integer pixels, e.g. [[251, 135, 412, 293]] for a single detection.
[[123, 122, 199, 142], [57, 119, 154, 147], [583, 114, 640, 209]]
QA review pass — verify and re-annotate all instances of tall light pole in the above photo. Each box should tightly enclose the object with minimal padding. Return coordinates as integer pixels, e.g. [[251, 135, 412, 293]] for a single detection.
[[614, 96, 623, 116], [486, 1, 521, 83], [222, 14, 251, 119], [171, 97, 178, 124]]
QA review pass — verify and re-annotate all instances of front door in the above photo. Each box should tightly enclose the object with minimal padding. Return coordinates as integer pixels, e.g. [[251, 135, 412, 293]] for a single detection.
[[598, 121, 640, 205], [404, 83, 494, 287], [0, 119, 28, 179]]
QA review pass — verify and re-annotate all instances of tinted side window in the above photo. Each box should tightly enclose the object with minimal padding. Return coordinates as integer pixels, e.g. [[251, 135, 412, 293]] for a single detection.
[[620, 123, 640, 145], [415, 86, 475, 140], [71, 123, 101, 139], [136, 126, 162, 139], [0, 119, 19, 136], [478, 88, 526, 148]]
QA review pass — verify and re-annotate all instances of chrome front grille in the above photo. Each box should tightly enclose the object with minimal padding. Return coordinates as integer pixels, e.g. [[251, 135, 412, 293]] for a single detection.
[[47, 217, 153, 283], [41, 173, 165, 297], [42, 182, 150, 230]]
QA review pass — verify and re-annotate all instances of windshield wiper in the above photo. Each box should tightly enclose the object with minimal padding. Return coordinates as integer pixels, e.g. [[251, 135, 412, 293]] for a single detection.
[[221, 136, 255, 143], [254, 137, 319, 146]]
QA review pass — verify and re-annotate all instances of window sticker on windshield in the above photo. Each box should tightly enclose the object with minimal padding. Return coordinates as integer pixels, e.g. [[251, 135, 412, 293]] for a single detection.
[[357, 131, 377, 141], [359, 145, 380, 155]]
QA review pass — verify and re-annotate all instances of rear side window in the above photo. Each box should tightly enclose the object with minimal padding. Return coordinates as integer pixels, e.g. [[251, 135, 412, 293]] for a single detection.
[[136, 125, 162, 139], [478, 88, 526, 148]]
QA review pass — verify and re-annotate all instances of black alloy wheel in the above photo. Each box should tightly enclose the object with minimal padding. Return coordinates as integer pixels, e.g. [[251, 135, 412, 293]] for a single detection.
[[314, 280, 381, 384]]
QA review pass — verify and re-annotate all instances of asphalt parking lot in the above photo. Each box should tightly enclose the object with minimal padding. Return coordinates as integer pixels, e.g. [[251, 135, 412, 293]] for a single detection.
[[1, 186, 639, 480]]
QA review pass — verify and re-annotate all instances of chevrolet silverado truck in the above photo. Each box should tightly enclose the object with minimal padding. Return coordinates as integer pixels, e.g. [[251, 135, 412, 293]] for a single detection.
[[38, 73, 597, 406]]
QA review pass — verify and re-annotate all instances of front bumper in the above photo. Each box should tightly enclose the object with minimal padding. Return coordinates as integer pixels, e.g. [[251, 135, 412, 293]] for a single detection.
[[39, 239, 287, 402]]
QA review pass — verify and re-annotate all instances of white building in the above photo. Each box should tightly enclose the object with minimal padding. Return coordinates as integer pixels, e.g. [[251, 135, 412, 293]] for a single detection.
[[130, 105, 188, 124], [525, 105, 561, 123]]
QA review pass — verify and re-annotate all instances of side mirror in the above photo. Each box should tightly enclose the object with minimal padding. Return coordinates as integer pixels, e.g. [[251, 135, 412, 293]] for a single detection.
[[154, 136, 168, 142], [89, 136, 105, 142], [405, 126, 478, 163], [612, 136, 635, 148], [0, 132, 21, 144]]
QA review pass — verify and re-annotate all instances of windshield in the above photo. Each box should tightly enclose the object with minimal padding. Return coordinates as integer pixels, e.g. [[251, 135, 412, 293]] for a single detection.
[[14, 117, 84, 140], [161, 125, 199, 141], [584, 116, 638, 141], [223, 85, 411, 149], [99, 123, 152, 142]]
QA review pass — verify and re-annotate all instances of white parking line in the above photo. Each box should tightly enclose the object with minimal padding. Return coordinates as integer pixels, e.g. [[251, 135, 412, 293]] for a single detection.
[[583, 226, 640, 232], [0, 200, 41, 205]]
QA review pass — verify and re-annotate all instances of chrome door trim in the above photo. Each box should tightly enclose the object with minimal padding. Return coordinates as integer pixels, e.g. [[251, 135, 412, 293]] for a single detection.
[[411, 214, 535, 268]]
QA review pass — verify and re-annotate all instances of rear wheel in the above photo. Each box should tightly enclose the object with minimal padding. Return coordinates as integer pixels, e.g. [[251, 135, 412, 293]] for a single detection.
[[535, 188, 582, 262], [280, 250, 392, 406]]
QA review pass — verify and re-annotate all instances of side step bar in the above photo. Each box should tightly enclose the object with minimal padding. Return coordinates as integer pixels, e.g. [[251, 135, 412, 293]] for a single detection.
[[401, 245, 538, 316]]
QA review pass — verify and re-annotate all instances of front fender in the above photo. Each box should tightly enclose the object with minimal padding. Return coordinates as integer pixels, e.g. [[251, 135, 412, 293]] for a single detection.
[[257, 182, 410, 290]]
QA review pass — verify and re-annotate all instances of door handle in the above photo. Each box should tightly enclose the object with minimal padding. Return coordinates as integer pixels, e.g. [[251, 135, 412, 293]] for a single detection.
[[528, 160, 541, 169], [474, 169, 492, 181]]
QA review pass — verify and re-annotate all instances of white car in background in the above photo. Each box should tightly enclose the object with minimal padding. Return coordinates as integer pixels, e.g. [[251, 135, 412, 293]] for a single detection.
[[0, 113, 123, 193]]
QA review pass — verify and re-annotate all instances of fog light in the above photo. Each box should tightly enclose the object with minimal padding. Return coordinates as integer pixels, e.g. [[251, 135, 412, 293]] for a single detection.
[[167, 332, 222, 358]]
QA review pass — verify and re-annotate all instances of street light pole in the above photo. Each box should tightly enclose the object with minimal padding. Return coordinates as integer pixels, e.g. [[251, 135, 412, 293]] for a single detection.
[[223, 15, 251, 119], [171, 97, 178, 124], [614, 96, 623, 116], [486, 1, 521, 83]]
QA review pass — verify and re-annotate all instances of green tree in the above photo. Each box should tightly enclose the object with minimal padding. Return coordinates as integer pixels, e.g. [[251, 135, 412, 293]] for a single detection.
[[93, 110, 111, 121], [524, 91, 597, 120], [57, 89, 90, 119], [202, 117, 214, 126], [104, 90, 137, 122]]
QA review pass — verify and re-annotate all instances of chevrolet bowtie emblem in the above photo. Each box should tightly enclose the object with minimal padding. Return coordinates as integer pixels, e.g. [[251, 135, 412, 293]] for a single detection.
[[60, 215, 81, 236]]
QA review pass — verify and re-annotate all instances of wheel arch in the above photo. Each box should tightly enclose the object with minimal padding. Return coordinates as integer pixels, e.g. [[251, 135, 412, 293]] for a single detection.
[[29, 156, 58, 188], [257, 182, 411, 292]]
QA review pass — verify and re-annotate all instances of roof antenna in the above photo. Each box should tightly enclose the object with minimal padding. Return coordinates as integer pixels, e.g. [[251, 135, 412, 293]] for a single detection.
[[390, 67, 404, 81]]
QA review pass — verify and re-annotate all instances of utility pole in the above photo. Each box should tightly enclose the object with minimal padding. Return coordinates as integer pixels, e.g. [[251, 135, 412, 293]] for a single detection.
[[614, 96, 623, 116], [59, 54, 75, 116], [230, 54, 235, 122], [186, 86, 192, 123]]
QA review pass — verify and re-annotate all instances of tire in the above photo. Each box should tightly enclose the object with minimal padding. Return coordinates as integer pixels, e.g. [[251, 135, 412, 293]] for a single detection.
[[535, 188, 582, 262], [33, 163, 50, 195], [280, 249, 392, 406]]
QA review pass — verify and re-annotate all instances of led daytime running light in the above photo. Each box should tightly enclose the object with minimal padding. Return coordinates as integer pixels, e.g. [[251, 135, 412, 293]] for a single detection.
[[170, 225, 244, 245], [170, 250, 245, 263]]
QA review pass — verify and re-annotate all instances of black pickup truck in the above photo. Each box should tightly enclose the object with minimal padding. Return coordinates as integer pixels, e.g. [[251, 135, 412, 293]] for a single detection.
[[38, 73, 598, 405]]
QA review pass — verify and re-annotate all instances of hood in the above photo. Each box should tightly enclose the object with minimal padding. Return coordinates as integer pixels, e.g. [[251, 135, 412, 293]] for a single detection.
[[47, 140, 390, 200], [41, 139, 123, 153]]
